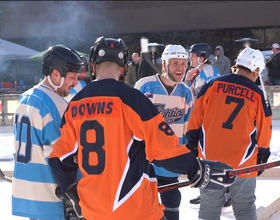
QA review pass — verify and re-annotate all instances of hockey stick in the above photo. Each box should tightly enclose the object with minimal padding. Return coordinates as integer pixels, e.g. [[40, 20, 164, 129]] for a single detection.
[[258, 70, 268, 104], [158, 180, 192, 193], [226, 159, 280, 177], [157, 159, 280, 192], [0, 168, 12, 183], [140, 36, 161, 74]]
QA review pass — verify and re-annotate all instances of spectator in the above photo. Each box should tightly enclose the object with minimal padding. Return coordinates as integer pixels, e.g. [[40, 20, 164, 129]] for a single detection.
[[138, 52, 157, 79], [266, 43, 280, 85], [48, 36, 235, 220], [12, 46, 84, 220], [184, 43, 220, 98], [135, 44, 193, 220], [126, 52, 140, 87], [186, 47, 272, 220], [212, 45, 231, 75], [138, 44, 163, 79]]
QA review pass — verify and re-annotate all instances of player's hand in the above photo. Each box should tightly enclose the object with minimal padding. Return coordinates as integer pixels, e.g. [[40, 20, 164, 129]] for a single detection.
[[190, 158, 236, 190], [185, 68, 199, 82], [186, 141, 198, 157], [56, 183, 83, 219]]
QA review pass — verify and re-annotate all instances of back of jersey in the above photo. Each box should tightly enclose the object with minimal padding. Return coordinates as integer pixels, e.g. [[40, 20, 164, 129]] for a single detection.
[[52, 79, 165, 219], [187, 74, 272, 177]]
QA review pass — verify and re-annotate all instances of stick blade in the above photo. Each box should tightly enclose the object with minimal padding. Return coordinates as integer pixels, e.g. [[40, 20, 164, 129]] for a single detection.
[[0, 169, 12, 183]]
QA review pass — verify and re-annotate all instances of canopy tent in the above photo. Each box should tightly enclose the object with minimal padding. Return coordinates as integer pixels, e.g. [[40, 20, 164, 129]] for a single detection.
[[29, 44, 87, 60], [0, 38, 39, 60]]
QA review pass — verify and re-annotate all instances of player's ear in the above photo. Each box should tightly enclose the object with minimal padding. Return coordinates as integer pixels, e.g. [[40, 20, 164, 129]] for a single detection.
[[199, 56, 205, 63], [50, 69, 60, 79], [120, 66, 124, 74], [92, 63, 96, 72], [254, 67, 260, 75]]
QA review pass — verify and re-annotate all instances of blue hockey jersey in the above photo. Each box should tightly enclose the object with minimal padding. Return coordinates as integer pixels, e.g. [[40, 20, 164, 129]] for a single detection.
[[187, 64, 220, 98], [135, 74, 194, 177], [12, 83, 68, 219]]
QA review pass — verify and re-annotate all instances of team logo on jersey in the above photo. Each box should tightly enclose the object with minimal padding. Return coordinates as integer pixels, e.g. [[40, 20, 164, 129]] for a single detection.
[[154, 103, 184, 124], [144, 92, 153, 100]]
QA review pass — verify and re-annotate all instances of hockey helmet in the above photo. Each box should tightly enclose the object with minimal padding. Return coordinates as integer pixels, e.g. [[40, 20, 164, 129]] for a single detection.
[[41, 46, 84, 77], [161, 44, 188, 66], [236, 47, 265, 73], [89, 36, 129, 71], [189, 43, 211, 60]]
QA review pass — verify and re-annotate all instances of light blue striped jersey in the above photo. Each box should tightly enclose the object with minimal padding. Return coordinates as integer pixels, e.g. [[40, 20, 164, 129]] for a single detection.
[[187, 64, 220, 98], [135, 74, 194, 177], [12, 83, 68, 219]]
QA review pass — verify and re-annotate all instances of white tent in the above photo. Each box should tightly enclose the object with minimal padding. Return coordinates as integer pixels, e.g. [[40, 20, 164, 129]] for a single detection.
[[0, 38, 39, 60]]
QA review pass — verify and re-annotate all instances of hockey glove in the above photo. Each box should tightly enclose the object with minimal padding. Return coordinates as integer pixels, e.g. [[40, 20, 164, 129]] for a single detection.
[[186, 141, 198, 157], [190, 158, 236, 190], [257, 154, 270, 176], [55, 182, 83, 220]]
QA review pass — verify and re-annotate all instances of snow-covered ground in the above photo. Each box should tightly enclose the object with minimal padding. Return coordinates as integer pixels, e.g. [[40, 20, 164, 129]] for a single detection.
[[0, 120, 280, 219]]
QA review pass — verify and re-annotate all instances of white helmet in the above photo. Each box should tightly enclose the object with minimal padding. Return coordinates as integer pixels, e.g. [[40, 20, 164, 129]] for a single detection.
[[236, 47, 265, 74], [161, 44, 188, 67], [161, 44, 188, 84]]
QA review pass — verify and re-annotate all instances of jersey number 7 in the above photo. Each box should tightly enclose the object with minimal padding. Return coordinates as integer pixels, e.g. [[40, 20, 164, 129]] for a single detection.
[[222, 96, 244, 130]]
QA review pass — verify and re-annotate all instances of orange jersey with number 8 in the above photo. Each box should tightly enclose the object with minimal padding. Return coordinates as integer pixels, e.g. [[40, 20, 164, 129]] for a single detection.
[[49, 79, 198, 220]]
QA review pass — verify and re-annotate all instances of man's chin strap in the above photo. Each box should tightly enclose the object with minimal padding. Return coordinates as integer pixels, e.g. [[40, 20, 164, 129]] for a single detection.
[[47, 75, 64, 92], [163, 66, 180, 84], [164, 72, 179, 84], [196, 57, 208, 70]]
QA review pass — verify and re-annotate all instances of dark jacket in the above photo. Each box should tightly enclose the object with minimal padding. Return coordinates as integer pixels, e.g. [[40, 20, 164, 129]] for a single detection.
[[126, 61, 139, 87], [266, 51, 280, 79]]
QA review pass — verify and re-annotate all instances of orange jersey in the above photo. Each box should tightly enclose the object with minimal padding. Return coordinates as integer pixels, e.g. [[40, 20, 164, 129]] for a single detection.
[[49, 79, 198, 220], [186, 74, 272, 177]]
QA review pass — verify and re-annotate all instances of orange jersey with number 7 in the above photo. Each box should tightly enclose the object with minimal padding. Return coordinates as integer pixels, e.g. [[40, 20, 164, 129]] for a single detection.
[[186, 74, 272, 177]]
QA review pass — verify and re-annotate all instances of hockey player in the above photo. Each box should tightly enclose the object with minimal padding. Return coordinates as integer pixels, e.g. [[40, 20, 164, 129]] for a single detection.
[[134, 44, 194, 220], [64, 56, 88, 102], [12, 45, 84, 220], [184, 43, 229, 208], [48, 36, 236, 220], [64, 79, 86, 102], [184, 43, 220, 98], [186, 47, 272, 220]]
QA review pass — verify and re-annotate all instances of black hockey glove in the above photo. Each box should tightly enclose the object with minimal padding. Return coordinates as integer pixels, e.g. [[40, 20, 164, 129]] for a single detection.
[[190, 158, 236, 190], [55, 182, 84, 220], [186, 141, 198, 157], [257, 154, 270, 176]]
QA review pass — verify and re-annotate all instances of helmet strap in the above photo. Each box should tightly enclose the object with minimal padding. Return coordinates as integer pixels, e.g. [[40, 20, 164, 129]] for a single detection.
[[164, 72, 179, 84], [47, 75, 64, 92], [197, 57, 208, 69], [163, 67, 180, 84]]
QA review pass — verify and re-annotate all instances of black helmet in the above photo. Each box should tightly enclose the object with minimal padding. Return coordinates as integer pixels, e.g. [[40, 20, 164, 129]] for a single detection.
[[189, 43, 211, 60], [41, 46, 84, 77], [89, 36, 129, 73]]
